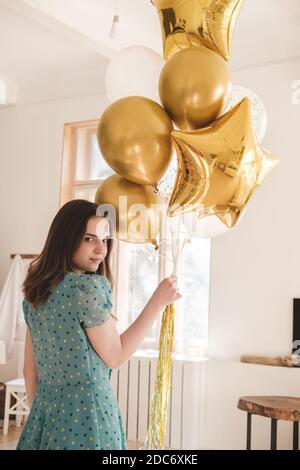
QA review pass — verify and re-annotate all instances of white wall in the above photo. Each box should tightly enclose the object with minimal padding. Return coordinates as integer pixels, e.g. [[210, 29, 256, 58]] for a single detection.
[[0, 93, 109, 289], [206, 58, 300, 449], [0, 93, 109, 382], [205, 360, 300, 450], [209, 58, 300, 360]]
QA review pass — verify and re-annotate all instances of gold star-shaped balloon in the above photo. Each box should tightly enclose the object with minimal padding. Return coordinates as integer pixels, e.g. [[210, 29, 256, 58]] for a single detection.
[[151, 0, 245, 61], [168, 98, 279, 227]]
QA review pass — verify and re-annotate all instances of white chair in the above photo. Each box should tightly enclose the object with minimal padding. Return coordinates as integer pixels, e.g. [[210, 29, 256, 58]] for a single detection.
[[3, 341, 29, 435]]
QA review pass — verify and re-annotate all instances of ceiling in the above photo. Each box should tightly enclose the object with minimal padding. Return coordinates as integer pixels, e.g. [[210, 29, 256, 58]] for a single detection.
[[19, 0, 300, 69], [0, 0, 299, 104], [0, 1, 109, 103]]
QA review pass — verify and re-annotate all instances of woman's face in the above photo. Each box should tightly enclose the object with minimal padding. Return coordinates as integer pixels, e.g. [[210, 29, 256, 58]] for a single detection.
[[72, 216, 110, 274]]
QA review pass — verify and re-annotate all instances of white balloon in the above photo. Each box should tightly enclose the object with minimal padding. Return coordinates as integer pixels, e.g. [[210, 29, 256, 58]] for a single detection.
[[226, 85, 268, 144], [105, 46, 164, 103], [183, 212, 230, 239], [182, 206, 247, 239]]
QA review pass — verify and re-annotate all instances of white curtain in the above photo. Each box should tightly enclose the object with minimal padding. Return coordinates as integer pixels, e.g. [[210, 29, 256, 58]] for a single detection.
[[0, 255, 27, 362]]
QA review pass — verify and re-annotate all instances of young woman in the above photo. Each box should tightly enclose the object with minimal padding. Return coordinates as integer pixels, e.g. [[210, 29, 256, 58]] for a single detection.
[[16, 199, 181, 450]]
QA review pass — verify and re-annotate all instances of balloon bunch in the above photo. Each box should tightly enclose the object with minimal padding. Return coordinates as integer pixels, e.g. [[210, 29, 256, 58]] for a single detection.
[[152, 0, 279, 229], [96, 0, 280, 450]]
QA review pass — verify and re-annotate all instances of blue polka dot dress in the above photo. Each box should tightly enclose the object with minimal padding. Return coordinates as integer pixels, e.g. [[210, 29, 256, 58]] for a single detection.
[[16, 272, 127, 450]]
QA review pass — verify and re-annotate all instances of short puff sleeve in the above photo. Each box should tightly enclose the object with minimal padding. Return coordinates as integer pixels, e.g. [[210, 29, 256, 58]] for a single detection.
[[73, 274, 112, 328]]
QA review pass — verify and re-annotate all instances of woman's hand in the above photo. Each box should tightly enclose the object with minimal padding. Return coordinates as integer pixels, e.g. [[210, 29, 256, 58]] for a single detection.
[[87, 275, 182, 369], [149, 275, 182, 310]]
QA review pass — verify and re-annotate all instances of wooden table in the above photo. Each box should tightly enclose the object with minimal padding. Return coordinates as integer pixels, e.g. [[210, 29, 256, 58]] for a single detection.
[[237, 396, 300, 450]]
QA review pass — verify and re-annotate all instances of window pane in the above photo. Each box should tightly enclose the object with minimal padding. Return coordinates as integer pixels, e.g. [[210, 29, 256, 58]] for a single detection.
[[90, 132, 113, 180], [75, 128, 88, 181], [174, 238, 211, 357], [75, 128, 113, 181], [127, 243, 159, 345], [73, 185, 98, 202]]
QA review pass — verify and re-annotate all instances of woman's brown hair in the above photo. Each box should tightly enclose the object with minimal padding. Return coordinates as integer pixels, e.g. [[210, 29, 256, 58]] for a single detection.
[[23, 199, 114, 309]]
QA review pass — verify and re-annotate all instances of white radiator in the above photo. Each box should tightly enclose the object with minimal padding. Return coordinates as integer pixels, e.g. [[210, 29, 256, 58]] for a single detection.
[[111, 355, 207, 450]]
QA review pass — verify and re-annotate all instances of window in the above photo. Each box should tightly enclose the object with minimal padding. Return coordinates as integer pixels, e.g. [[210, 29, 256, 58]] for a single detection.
[[61, 120, 210, 358], [60, 120, 114, 204]]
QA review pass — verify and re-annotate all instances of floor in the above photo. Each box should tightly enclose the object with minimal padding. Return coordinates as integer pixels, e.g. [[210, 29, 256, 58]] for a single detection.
[[0, 420, 141, 450]]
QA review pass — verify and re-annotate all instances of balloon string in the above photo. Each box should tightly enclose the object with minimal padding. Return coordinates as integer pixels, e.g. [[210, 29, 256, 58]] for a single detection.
[[170, 217, 187, 276], [143, 302, 175, 450], [144, 218, 187, 450]]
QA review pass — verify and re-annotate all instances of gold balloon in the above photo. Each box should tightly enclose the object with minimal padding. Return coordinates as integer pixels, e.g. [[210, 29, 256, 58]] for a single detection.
[[151, 0, 244, 61], [168, 98, 279, 228], [95, 174, 162, 244], [97, 96, 173, 187], [168, 136, 210, 209], [159, 47, 231, 130]]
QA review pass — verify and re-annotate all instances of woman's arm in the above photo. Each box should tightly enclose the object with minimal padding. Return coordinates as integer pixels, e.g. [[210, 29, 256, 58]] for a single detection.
[[23, 327, 38, 408], [86, 276, 181, 369]]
